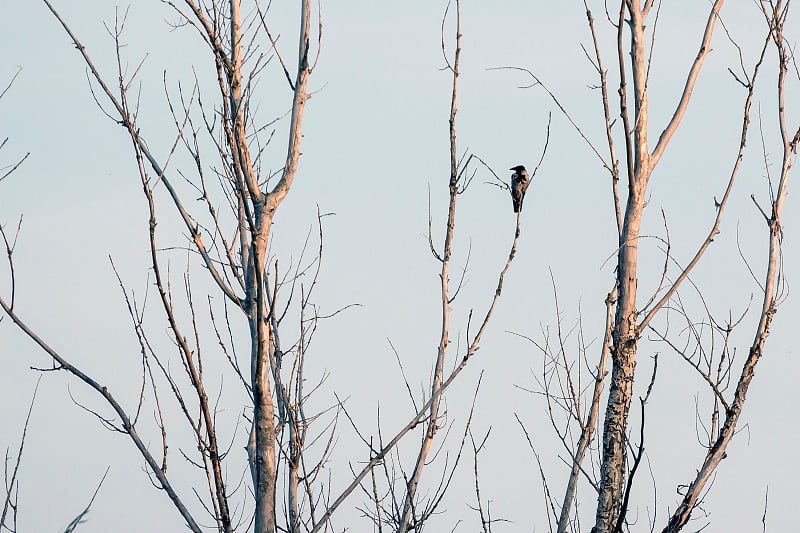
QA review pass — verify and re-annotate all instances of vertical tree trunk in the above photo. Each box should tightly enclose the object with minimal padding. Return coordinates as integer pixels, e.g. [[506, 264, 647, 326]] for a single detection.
[[594, 3, 650, 530], [236, 0, 311, 528], [593, 0, 725, 528], [252, 217, 277, 533], [593, 191, 644, 532], [398, 4, 461, 530]]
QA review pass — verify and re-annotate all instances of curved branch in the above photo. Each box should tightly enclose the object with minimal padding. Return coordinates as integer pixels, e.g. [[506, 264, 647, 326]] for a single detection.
[[0, 299, 203, 533], [650, 0, 725, 168]]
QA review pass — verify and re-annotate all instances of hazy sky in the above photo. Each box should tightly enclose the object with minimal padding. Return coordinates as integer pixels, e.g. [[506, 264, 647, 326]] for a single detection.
[[1, 1, 798, 531]]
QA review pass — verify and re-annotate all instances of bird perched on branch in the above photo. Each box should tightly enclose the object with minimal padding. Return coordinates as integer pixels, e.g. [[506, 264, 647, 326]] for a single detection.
[[510, 165, 529, 213]]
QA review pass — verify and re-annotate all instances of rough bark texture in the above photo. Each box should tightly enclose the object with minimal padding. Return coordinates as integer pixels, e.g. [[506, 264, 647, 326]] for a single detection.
[[593, 192, 643, 532], [592, 2, 726, 529], [593, 4, 650, 527]]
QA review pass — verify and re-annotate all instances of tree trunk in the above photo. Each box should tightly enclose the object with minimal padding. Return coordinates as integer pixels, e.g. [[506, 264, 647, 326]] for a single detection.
[[593, 188, 644, 532]]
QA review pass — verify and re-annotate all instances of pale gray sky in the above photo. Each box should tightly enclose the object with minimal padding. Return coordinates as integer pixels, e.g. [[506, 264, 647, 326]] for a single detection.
[[1, 1, 798, 531]]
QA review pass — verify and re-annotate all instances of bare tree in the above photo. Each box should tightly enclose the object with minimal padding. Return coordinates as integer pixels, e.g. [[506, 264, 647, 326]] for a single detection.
[[2, 1, 531, 531], [514, 1, 798, 532], [660, 3, 798, 528], [2, 1, 796, 531], [391, 2, 543, 530], [2, 1, 319, 531]]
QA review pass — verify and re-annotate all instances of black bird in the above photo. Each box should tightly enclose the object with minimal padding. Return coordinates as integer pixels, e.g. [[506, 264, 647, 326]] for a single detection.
[[510, 165, 529, 213]]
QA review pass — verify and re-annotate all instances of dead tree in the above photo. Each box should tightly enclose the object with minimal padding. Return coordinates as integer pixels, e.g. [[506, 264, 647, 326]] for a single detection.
[[518, 1, 797, 531], [393, 1, 542, 530], [594, 3, 796, 530], [2, 1, 530, 531], [659, 3, 797, 529], [2, 1, 320, 532]]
